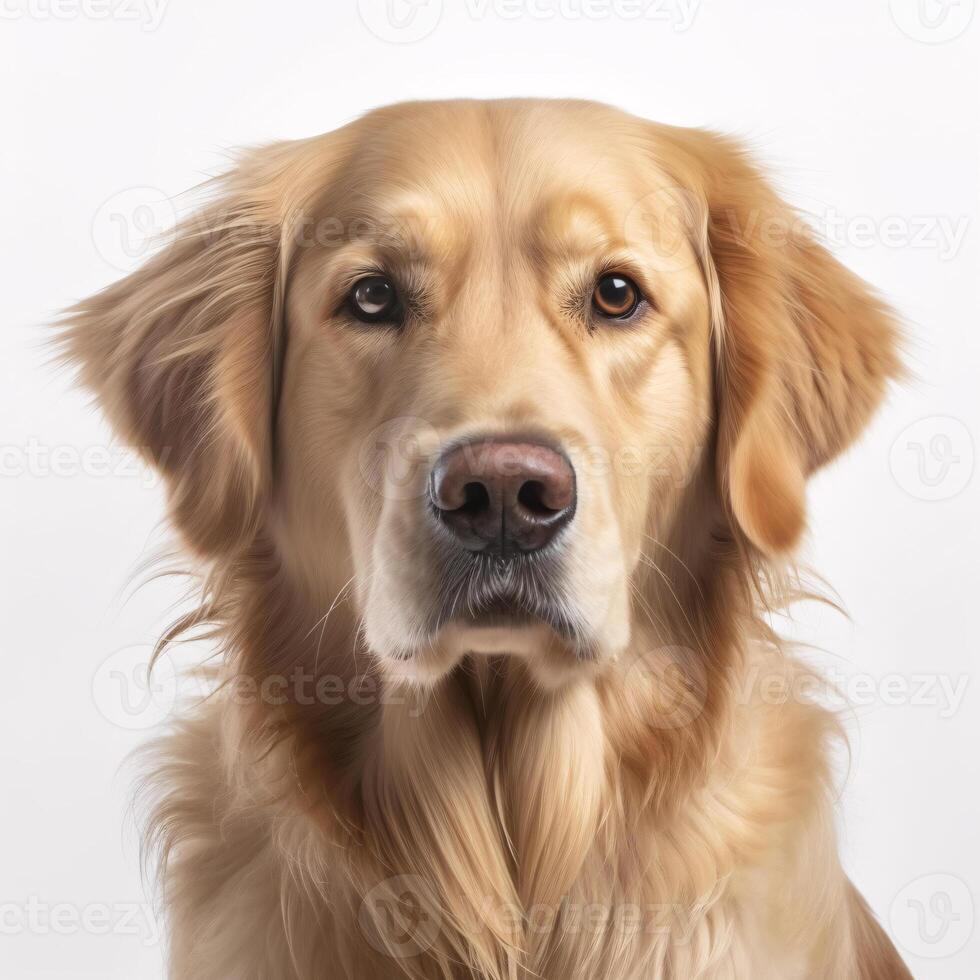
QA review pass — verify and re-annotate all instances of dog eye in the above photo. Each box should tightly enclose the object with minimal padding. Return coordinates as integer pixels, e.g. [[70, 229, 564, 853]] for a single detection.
[[592, 274, 640, 319], [349, 275, 401, 324]]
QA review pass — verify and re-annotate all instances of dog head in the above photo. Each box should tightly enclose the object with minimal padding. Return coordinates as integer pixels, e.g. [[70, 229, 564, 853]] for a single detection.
[[64, 100, 900, 689]]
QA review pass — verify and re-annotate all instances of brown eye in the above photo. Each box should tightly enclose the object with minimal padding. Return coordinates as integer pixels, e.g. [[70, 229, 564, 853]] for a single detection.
[[350, 274, 400, 324], [592, 274, 640, 319]]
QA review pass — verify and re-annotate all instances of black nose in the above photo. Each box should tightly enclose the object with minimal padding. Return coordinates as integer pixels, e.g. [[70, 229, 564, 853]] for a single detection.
[[429, 438, 576, 556]]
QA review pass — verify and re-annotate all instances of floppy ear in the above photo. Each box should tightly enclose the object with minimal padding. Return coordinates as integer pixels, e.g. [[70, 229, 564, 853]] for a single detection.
[[658, 129, 902, 556], [61, 145, 305, 557]]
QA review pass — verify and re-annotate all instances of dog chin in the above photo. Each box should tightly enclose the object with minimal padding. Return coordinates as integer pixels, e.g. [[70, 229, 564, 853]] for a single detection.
[[376, 615, 604, 690]]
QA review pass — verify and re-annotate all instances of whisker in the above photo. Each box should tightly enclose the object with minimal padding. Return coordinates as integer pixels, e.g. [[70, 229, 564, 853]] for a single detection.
[[638, 531, 703, 599], [310, 573, 357, 677]]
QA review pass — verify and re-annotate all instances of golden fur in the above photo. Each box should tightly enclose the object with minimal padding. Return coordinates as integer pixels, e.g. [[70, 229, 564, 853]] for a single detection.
[[63, 99, 911, 978]]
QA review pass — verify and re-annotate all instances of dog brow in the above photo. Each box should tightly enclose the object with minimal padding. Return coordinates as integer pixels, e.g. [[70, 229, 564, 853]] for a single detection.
[[528, 191, 623, 260]]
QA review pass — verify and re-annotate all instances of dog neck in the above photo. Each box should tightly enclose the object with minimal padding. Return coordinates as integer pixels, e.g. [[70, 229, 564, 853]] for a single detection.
[[152, 509, 834, 979]]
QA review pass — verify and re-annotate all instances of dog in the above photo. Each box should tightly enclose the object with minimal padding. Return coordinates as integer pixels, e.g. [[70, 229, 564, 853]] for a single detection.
[[63, 99, 910, 978]]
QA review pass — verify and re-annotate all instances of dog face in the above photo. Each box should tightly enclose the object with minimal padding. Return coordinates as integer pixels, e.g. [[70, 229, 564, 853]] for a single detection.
[[65, 100, 899, 689], [279, 102, 713, 685]]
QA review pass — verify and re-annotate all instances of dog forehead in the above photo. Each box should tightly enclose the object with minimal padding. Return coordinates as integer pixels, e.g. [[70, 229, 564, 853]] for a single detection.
[[343, 97, 644, 171], [309, 100, 668, 259]]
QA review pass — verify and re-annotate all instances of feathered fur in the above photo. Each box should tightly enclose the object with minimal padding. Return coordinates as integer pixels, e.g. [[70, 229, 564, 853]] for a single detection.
[[61, 99, 910, 979]]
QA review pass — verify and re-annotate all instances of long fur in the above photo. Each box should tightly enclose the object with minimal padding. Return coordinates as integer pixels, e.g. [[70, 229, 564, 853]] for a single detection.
[[61, 99, 911, 979]]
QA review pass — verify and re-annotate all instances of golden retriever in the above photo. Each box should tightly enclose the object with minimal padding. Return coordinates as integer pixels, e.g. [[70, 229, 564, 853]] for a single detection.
[[63, 99, 910, 979]]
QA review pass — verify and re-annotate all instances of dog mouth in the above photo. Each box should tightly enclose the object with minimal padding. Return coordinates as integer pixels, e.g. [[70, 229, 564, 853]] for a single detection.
[[428, 551, 588, 650], [461, 597, 536, 630]]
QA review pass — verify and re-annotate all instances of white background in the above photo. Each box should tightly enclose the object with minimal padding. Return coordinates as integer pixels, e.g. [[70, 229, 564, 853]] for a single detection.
[[1, 1, 977, 977]]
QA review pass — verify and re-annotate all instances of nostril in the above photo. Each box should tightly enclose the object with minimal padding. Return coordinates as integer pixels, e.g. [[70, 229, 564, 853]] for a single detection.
[[517, 480, 560, 517], [460, 481, 491, 515]]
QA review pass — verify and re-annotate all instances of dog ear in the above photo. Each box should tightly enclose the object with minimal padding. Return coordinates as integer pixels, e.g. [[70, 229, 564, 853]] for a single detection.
[[657, 129, 902, 556], [61, 144, 312, 557]]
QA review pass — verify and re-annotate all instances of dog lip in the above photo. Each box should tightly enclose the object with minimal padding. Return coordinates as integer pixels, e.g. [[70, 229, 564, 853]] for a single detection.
[[442, 583, 580, 644], [454, 596, 536, 629], [426, 543, 589, 652], [458, 616, 537, 634], [449, 589, 539, 624]]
